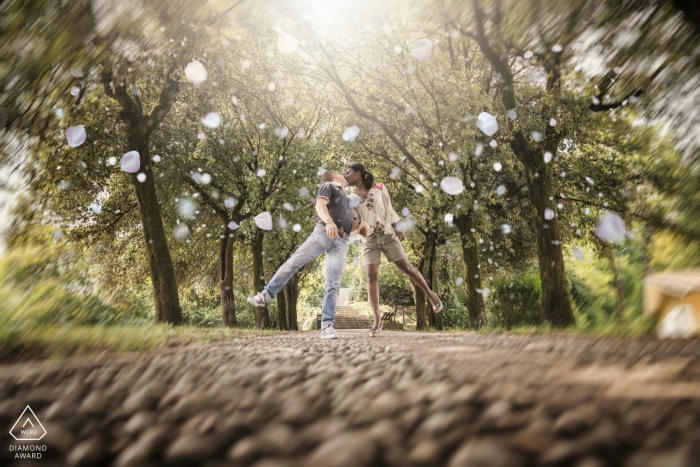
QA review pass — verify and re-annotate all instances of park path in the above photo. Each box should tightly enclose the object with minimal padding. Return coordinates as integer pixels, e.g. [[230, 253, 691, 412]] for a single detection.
[[1, 331, 700, 466]]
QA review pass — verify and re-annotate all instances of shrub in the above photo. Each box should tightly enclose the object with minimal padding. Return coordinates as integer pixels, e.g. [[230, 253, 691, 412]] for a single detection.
[[488, 273, 541, 329]]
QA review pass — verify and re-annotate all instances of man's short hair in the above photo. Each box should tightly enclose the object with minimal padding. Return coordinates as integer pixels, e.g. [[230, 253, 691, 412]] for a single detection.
[[321, 170, 337, 183]]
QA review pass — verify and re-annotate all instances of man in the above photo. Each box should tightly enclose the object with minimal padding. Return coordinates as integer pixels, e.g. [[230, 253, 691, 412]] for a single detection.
[[248, 170, 370, 339]]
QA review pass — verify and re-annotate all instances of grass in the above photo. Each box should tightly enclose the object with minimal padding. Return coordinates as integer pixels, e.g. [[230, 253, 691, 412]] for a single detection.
[[0, 321, 274, 364]]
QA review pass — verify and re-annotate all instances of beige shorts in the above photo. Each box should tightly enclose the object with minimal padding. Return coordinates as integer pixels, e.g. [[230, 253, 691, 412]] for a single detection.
[[360, 232, 408, 265]]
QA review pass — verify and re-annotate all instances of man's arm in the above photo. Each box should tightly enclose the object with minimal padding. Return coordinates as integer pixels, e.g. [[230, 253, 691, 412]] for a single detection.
[[315, 197, 338, 238]]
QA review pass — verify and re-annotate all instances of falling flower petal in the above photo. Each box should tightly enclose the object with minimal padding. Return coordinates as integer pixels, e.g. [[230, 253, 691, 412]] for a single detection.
[[200, 173, 212, 184], [475, 143, 483, 157], [178, 198, 196, 218], [299, 187, 310, 197], [153, 155, 161, 163], [552, 44, 563, 52], [185, 60, 207, 84], [573, 246, 585, 260], [342, 125, 360, 142], [278, 217, 289, 229], [549, 118, 557, 126], [444, 213, 454, 223], [448, 152, 458, 162], [401, 207, 411, 217], [227, 221, 239, 230], [256, 169, 266, 177], [278, 32, 298, 54], [292, 224, 302, 232], [173, 225, 190, 241], [53, 226, 63, 240], [544, 151, 553, 163], [440, 177, 464, 195], [66, 125, 86, 147], [91, 203, 102, 214], [410, 39, 433, 60], [507, 109, 517, 120], [55, 108, 64, 118], [571, 42, 583, 49], [120, 151, 140, 173], [197, 132, 206, 140], [283, 202, 294, 211], [544, 208, 555, 220], [224, 197, 236, 208], [595, 211, 626, 243], [455, 277, 464, 286], [71, 67, 83, 78], [275, 126, 289, 138], [493, 162, 502, 172], [523, 50, 533, 59], [201, 112, 221, 128], [415, 184, 424, 194], [496, 185, 506, 196], [531, 131, 542, 142], [137, 173, 147, 183], [107, 157, 117, 166], [489, 139, 498, 148], [501, 224, 512, 234], [592, 96, 600, 105], [70, 86, 80, 97], [476, 112, 498, 136], [254, 212, 273, 230]]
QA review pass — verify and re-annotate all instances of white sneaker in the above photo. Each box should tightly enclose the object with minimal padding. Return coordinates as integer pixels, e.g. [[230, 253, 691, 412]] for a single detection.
[[247, 290, 272, 307], [321, 324, 339, 339]]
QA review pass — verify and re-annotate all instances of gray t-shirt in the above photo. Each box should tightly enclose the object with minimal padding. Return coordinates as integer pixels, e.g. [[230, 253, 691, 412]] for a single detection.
[[316, 182, 354, 234]]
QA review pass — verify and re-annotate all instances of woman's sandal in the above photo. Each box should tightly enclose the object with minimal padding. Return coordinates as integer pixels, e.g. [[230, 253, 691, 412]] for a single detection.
[[432, 293, 444, 313], [370, 319, 383, 337]]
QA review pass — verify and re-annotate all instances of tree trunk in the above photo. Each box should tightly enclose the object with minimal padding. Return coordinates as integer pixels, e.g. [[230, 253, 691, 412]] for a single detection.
[[220, 228, 236, 327], [277, 286, 289, 330], [252, 228, 271, 328], [286, 275, 299, 330], [524, 165, 575, 326], [129, 136, 182, 324], [454, 212, 485, 328]]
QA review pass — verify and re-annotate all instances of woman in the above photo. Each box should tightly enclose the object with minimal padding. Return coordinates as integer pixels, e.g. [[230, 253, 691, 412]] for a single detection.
[[345, 163, 442, 336]]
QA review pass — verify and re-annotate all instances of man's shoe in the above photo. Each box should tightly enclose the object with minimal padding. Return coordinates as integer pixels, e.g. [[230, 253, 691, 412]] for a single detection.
[[321, 324, 339, 339], [247, 290, 272, 307]]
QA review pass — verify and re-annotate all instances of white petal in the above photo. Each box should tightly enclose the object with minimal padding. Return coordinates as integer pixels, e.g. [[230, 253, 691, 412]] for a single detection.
[[501, 224, 512, 234], [292, 224, 302, 232], [415, 184, 424, 193], [393, 45, 402, 54], [299, 187, 310, 197], [475, 143, 483, 157], [496, 185, 506, 196], [585, 176, 595, 185], [53, 226, 63, 240], [197, 132, 206, 140], [224, 197, 236, 208], [277, 32, 298, 54], [507, 109, 517, 120], [552, 44, 563, 52], [493, 162, 502, 172], [571, 42, 583, 49], [200, 173, 212, 184], [401, 207, 411, 217], [256, 169, 266, 177], [275, 126, 289, 138], [201, 112, 221, 128], [283, 202, 294, 211], [476, 112, 498, 136], [440, 177, 464, 195], [531, 131, 542, 141], [66, 125, 86, 147], [173, 224, 190, 241], [137, 173, 146, 183], [178, 198, 197, 218], [254, 212, 273, 230], [523, 50, 534, 59], [489, 140, 498, 148], [185, 60, 207, 84], [549, 118, 557, 126], [448, 152, 458, 162], [455, 277, 464, 286], [595, 211, 626, 243], [342, 125, 360, 142], [227, 220, 239, 230], [152, 155, 161, 163], [120, 151, 140, 173], [410, 39, 433, 60], [70, 86, 80, 97], [573, 246, 585, 260], [544, 152, 553, 163], [390, 166, 400, 179], [107, 157, 117, 166], [544, 208, 555, 220], [444, 213, 454, 223], [71, 67, 84, 78], [55, 108, 64, 118], [91, 203, 102, 214]]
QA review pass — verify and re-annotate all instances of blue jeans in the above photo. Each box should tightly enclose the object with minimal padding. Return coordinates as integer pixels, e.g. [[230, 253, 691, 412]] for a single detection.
[[264, 225, 349, 327]]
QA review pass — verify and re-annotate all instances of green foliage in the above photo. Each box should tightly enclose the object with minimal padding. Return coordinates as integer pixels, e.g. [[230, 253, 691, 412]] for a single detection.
[[488, 273, 542, 329]]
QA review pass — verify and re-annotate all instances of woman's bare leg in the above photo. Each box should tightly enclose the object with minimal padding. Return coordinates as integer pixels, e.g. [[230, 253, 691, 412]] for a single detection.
[[393, 258, 439, 306], [365, 263, 381, 328]]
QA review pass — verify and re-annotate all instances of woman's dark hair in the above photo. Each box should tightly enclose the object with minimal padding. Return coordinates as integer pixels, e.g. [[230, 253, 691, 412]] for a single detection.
[[347, 163, 374, 190]]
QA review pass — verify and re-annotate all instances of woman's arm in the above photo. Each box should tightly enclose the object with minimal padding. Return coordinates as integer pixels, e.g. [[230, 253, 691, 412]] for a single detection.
[[380, 185, 404, 240]]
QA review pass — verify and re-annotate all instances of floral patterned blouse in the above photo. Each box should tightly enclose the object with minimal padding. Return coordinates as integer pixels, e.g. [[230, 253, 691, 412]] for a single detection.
[[349, 182, 401, 239]]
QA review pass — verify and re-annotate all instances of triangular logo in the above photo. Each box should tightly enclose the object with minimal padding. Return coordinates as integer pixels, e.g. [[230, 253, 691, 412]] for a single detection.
[[9, 406, 47, 441]]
